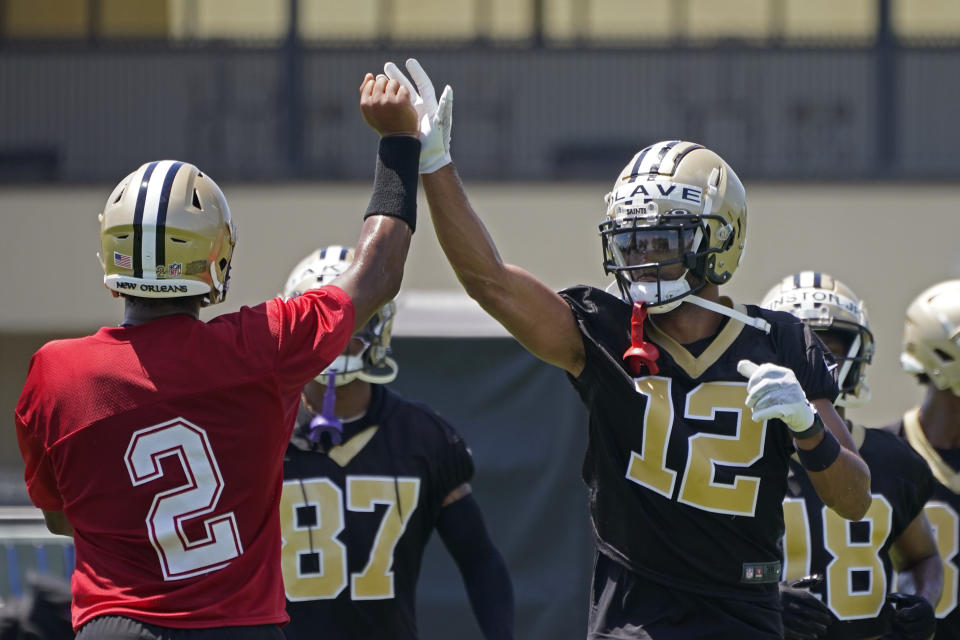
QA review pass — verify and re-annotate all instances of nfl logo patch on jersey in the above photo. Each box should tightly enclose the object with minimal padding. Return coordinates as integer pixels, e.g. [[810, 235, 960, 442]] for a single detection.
[[741, 561, 781, 584]]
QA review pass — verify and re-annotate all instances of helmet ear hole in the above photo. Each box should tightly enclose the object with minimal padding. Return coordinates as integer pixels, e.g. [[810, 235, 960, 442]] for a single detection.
[[219, 258, 228, 271], [935, 348, 956, 363], [113, 188, 125, 204], [192, 189, 202, 210]]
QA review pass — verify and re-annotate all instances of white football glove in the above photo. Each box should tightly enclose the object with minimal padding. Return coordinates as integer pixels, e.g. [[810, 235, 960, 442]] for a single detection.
[[737, 360, 816, 433], [383, 58, 452, 174]]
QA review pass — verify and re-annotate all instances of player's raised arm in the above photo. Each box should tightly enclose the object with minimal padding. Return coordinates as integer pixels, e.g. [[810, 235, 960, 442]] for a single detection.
[[384, 59, 585, 376], [333, 73, 420, 331]]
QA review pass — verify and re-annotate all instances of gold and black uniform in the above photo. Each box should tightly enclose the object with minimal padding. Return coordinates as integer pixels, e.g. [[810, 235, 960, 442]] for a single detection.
[[888, 410, 960, 640], [560, 286, 839, 637], [280, 385, 474, 640], [783, 423, 934, 640]]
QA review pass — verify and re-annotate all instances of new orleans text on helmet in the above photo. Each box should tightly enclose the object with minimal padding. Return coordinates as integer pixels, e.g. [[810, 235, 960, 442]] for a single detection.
[[114, 281, 189, 294]]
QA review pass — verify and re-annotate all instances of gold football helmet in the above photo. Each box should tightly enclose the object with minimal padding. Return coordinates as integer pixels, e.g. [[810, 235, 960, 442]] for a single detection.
[[902, 280, 960, 396], [762, 271, 874, 407], [601, 140, 747, 313], [283, 246, 398, 386], [99, 160, 237, 305]]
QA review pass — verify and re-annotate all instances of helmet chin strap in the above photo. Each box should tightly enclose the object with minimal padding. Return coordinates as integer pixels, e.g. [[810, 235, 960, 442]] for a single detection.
[[683, 295, 772, 334], [356, 356, 399, 385], [609, 281, 771, 333], [837, 378, 871, 408], [628, 278, 689, 314], [832, 333, 862, 407], [318, 351, 367, 386]]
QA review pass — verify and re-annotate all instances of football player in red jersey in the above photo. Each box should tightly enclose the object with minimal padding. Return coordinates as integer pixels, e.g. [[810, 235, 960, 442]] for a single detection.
[[278, 246, 514, 640], [764, 272, 941, 640], [15, 73, 420, 640], [885, 279, 960, 640], [382, 58, 872, 638]]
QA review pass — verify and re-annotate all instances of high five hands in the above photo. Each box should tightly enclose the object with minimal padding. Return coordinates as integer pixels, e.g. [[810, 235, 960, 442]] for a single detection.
[[359, 72, 419, 138], [383, 58, 453, 174]]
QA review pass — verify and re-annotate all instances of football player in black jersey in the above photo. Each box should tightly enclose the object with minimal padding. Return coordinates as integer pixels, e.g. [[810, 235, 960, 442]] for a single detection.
[[278, 247, 515, 640], [886, 279, 960, 640], [381, 58, 872, 638], [763, 272, 941, 640]]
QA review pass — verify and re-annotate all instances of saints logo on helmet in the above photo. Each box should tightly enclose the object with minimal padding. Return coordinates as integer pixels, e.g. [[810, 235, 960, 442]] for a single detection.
[[761, 271, 874, 407], [901, 280, 960, 396], [99, 160, 237, 306], [600, 140, 746, 313], [283, 246, 398, 386]]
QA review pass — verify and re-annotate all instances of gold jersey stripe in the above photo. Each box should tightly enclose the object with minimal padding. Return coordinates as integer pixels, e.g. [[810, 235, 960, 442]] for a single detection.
[[903, 407, 960, 494]]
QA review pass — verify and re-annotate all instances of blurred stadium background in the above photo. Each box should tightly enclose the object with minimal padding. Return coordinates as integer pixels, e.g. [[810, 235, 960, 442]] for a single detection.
[[1, 0, 959, 637]]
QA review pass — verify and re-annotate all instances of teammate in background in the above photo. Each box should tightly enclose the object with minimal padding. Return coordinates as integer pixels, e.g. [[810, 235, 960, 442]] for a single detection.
[[15, 73, 420, 639], [278, 246, 515, 640], [763, 272, 940, 640], [886, 279, 960, 639], [383, 58, 871, 638]]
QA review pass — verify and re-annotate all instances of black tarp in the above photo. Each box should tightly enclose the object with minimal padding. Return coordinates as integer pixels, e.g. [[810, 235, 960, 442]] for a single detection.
[[388, 337, 594, 640]]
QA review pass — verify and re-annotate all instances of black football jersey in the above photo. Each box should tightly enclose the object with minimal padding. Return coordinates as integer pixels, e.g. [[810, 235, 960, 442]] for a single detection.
[[560, 285, 839, 600], [782, 424, 934, 640], [280, 385, 474, 640], [887, 410, 960, 640]]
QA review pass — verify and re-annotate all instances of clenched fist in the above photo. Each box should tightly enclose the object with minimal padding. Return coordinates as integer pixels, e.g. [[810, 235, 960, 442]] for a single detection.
[[359, 73, 419, 138]]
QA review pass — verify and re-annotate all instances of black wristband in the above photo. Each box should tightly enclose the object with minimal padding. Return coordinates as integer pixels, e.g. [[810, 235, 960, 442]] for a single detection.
[[796, 428, 841, 472], [364, 136, 421, 233], [792, 412, 825, 440]]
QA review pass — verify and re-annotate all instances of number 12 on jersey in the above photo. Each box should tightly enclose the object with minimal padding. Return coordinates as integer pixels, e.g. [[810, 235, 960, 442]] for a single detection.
[[625, 377, 768, 516]]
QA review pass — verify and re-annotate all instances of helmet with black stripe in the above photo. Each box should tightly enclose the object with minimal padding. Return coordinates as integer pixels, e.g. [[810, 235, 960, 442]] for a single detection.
[[901, 280, 960, 396], [601, 141, 747, 313], [761, 271, 874, 407], [283, 246, 398, 387], [98, 160, 237, 306]]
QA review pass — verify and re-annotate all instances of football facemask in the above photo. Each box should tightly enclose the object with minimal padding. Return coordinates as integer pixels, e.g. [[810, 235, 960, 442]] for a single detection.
[[601, 141, 746, 314], [283, 246, 398, 386], [901, 280, 960, 396], [602, 206, 704, 313], [761, 271, 874, 407]]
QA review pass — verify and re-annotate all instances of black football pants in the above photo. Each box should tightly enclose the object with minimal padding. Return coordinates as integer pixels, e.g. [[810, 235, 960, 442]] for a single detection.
[[76, 616, 285, 640]]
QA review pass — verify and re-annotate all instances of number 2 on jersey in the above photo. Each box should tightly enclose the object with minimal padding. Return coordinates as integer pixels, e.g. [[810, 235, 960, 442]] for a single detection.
[[124, 418, 243, 581], [280, 476, 420, 600], [626, 377, 767, 516]]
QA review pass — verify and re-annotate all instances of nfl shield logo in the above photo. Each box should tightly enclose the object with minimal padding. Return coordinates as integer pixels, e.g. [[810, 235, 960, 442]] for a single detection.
[[745, 567, 754, 579], [169, 263, 182, 277]]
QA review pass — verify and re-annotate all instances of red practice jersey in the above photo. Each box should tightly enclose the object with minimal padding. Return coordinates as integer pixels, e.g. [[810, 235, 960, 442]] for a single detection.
[[15, 286, 354, 630]]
